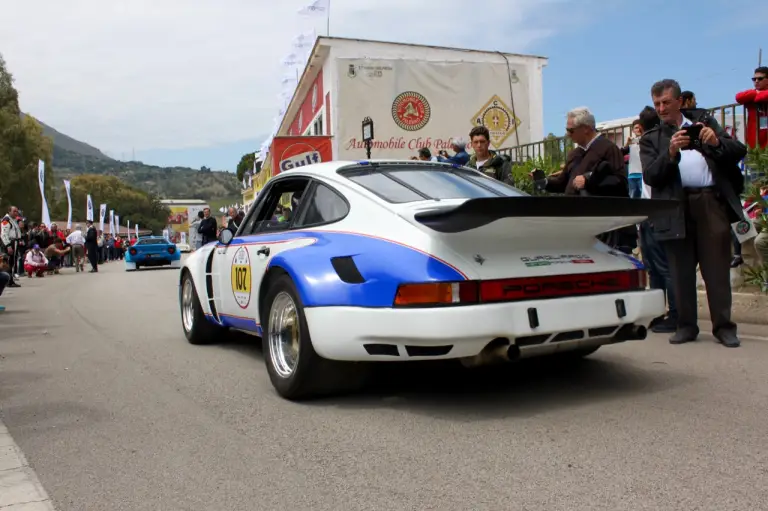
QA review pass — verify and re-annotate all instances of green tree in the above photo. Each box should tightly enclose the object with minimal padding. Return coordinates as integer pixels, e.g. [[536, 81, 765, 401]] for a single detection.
[[236, 151, 256, 182], [0, 54, 53, 220], [52, 174, 170, 234]]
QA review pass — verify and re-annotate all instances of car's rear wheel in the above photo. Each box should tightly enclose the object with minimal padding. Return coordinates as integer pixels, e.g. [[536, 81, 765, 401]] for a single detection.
[[263, 274, 366, 400], [180, 271, 223, 345]]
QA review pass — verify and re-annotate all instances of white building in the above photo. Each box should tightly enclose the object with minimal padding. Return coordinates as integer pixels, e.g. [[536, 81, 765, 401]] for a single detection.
[[275, 36, 548, 160]]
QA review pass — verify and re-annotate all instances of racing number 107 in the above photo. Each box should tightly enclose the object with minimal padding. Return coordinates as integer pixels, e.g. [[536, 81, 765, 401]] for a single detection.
[[234, 266, 249, 291]]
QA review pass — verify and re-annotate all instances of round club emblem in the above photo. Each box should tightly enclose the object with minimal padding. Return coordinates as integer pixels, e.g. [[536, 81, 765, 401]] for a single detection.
[[735, 220, 751, 235], [392, 91, 431, 131], [230, 246, 251, 309]]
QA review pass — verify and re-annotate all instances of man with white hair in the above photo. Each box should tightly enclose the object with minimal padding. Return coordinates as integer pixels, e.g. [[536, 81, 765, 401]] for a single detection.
[[437, 137, 470, 166], [535, 106, 635, 252], [66, 224, 86, 272], [540, 107, 628, 196]]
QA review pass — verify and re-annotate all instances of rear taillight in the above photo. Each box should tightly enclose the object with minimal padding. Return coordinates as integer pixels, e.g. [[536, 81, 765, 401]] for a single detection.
[[168, 247, 176, 254], [129, 248, 137, 256], [394, 282, 478, 307], [393, 270, 645, 307]]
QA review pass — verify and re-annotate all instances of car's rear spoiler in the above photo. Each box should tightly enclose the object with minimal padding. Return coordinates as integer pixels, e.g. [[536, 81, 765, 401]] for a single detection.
[[413, 196, 680, 234]]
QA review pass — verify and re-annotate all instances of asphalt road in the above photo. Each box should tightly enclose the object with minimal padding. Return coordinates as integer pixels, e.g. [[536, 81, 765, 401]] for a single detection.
[[1, 259, 768, 511]]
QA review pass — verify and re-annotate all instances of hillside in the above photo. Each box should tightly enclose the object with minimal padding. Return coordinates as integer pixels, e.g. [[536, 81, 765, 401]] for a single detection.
[[26, 114, 242, 202], [20, 113, 113, 161]]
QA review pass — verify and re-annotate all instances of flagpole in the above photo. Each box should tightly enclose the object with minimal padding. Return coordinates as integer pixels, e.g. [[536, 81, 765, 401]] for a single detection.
[[327, 0, 330, 36]]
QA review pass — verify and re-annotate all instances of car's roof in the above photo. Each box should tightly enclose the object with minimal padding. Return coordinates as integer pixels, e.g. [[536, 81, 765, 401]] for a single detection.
[[278, 159, 463, 178]]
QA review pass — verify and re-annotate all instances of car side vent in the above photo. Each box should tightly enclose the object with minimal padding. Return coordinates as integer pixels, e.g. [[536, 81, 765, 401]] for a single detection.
[[331, 256, 366, 284]]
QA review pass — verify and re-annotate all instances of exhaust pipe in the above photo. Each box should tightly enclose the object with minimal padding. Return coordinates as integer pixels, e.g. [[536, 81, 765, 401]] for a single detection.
[[611, 324, 647, 342], [461, 339, 521, 368]]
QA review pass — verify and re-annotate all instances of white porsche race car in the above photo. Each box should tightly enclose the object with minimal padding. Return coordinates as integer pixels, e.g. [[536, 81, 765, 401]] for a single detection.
[[178, 160, 676, 400]]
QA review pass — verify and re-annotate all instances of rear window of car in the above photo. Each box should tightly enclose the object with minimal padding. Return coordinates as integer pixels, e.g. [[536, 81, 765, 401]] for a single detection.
[[339, 164, 525, 203], [136, 238, 167, 245]]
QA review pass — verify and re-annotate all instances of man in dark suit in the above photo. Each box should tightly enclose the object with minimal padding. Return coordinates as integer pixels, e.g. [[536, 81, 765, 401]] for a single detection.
[[84, 220, 99, 273], [640, 79, 747, 347]]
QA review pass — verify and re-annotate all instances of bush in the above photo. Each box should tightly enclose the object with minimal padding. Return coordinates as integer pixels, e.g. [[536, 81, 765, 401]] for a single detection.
[[511, 156, 562, 195]]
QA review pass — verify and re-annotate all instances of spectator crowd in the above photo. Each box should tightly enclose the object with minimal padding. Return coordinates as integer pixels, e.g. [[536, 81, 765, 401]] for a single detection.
[[1, 208, 136, 312]]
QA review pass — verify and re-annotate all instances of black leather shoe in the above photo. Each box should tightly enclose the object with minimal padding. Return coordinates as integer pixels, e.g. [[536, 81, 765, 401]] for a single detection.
[[715, 331, 741, 348], [669, 329, 698, 344], [652, 318, 677, 334]]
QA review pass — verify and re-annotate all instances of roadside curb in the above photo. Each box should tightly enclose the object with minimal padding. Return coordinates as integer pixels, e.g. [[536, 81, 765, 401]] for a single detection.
[[697, 290, 768, 325], [0, 422, 56, 510]]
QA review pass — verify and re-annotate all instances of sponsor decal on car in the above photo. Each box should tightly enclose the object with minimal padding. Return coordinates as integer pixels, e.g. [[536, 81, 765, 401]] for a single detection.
[[230, 246, 252, 309], [520, 254, 595, 267]]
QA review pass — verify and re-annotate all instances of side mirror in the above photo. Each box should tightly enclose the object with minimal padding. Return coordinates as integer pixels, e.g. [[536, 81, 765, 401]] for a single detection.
[[218, 229, 234, 245]]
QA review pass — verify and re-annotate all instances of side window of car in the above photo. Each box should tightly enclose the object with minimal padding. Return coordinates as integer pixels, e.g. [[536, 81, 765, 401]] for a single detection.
[[294, 183, 350, 227], [247, 178, 311, 235], [238, 185, 274, 236]]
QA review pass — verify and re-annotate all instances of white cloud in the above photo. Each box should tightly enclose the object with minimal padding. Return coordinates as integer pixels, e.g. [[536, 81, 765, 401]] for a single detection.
[[1, 0, 570, 153]]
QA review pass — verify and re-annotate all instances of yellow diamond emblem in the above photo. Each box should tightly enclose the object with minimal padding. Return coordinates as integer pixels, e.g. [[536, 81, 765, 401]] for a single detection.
[[470, 95, 522, 148]]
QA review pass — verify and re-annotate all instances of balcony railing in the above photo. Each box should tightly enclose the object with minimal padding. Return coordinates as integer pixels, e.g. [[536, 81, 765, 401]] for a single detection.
[[497, 103, 750, 166]]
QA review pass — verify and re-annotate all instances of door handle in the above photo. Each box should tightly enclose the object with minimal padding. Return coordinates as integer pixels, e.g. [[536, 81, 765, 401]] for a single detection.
[[257, 246, 270, 256]]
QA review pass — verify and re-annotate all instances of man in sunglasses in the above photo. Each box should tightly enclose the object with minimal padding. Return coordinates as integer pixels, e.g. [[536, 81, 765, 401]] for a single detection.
[[735, 66, 768, 149]]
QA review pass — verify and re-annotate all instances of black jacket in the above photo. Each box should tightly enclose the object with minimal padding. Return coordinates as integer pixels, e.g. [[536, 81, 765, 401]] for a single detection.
[[85, 226, 98, 246], [639, 108, 747, 241], [198, 217, 218, 243]]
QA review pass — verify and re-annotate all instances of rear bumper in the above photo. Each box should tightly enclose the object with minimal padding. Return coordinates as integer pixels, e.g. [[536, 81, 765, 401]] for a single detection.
[[125, 258, 181, 269], [304, 290, 665, 361]]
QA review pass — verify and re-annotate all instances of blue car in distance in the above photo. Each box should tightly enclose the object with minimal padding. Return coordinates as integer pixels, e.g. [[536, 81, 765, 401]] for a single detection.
[[125, 236, 182, 271]]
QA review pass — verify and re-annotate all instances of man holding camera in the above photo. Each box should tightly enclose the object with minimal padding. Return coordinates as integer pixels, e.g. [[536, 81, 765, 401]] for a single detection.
[[640, 79, 747, 347]]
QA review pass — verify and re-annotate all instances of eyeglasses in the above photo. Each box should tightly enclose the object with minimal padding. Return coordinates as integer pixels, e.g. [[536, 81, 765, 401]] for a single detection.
[[566, 127, 576, 134], [753, 76, 767, 82]]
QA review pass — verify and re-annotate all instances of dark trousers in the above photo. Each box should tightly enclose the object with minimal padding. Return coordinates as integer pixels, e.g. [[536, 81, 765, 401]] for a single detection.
[[661, 189, 734, 335], [639, 221, 677, 320], [731, 231, 742, 257], [0, 270, 9, 295], [86, 244, 99, 271]]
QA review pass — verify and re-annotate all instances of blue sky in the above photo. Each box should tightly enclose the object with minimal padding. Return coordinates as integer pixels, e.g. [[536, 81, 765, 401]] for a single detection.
[[530, 0, 766, 134]]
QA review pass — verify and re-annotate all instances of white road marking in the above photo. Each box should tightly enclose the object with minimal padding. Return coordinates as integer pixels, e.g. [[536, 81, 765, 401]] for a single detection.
[[0, 421, 56, 510], [743, 334, 768, 342]]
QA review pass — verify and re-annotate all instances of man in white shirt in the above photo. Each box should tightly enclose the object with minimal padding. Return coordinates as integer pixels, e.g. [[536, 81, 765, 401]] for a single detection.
[[66, 224, 86, 272], [640, 79, 748, 348]]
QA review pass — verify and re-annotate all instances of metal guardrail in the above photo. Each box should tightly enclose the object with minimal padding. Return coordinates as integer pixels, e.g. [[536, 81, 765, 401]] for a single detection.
[[498, 103, 751, 165]]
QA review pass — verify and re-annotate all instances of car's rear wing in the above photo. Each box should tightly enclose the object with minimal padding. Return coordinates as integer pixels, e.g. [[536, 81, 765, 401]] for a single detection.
[[413, 196, 680, 234]]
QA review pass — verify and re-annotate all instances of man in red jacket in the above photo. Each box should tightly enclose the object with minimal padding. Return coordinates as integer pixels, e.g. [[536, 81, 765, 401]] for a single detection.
[[736, 66, 768, 149]]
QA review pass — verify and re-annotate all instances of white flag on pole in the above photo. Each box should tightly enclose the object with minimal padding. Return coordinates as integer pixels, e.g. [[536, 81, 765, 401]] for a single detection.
[[298, 0, 329, 15], [135, 224, 139, 238], [281, 53, 302, 68], [99, 204, 107, 232], [37, 160, 51, 226], [109, 210, 114, 234], [86, 195, 94, 221], [127, 219, 130, 239], [63, 180, 72, 229], [115, 215, 120, 236]]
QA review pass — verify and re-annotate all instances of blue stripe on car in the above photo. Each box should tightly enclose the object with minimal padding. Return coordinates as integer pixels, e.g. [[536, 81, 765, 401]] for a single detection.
[[220, 230, 467, 308]]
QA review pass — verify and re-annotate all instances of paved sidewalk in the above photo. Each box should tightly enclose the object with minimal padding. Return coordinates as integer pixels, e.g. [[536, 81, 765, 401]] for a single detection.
[[0, 422, 55, 510]]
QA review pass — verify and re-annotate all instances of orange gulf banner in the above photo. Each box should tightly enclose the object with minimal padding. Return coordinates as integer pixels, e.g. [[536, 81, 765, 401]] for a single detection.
[[270, 136, 333, 176]]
